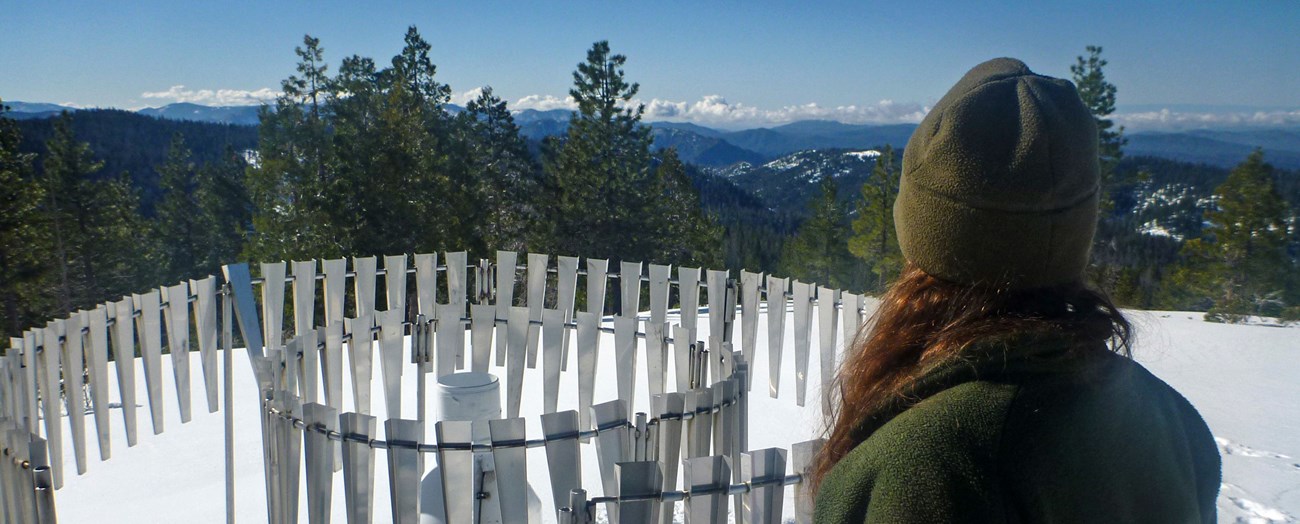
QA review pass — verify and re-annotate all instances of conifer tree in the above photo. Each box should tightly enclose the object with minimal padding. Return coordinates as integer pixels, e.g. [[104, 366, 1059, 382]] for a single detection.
[[0, 99, 46, 335], [153, 132, 202, 283], [40, 113, 143, 312], [1071, 45, 1128, 210], [780, 177, 857, 289], [543, 41, 719, 265], [194, 146, 251, 274], [848, 146, 903, 292], [460, 86, 541, 253], [649, 149, 722, 267], [544, 41, 657, 261], [1168, 150, 1291, 319], [247, 35, 338, 260], [1072, 46, 1137, 295]]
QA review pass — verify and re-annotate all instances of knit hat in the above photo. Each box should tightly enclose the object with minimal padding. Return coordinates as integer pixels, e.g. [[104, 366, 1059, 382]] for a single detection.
[[894, 57, 1100, 289]]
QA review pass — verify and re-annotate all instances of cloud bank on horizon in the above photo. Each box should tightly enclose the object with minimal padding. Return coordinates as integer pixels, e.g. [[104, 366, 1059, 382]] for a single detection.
[[1112, 108, 1300, 132], [141, 85, 279, 107], [137, 85, 1300, 131]]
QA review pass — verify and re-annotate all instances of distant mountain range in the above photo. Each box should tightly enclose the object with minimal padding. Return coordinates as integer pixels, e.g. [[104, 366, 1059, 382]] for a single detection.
[[136, 103, 262, 126], [7, 100, 1300, 170]]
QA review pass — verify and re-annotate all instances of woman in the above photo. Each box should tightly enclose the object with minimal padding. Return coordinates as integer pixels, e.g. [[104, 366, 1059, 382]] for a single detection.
[[811, 58, 1220, 523]]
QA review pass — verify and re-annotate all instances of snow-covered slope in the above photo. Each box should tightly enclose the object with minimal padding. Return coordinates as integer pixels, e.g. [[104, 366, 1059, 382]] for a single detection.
[[51, 309, 1299, 523]]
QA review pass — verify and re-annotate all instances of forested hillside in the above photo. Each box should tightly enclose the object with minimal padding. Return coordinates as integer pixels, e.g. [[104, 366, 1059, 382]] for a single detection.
[[16, 110, 258, 213]]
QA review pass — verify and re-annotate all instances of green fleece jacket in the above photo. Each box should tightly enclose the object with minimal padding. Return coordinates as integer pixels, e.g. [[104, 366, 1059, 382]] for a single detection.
[[814, 334, 1220, 523]]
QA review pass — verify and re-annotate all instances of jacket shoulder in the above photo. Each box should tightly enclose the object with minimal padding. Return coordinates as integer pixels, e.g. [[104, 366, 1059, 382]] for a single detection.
[[815, 381, 1019, 524]]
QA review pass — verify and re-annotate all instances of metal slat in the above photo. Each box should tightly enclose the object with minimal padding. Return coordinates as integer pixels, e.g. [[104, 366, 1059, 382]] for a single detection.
[[505, 307, 529, 419], [435, 304, 463, 378], [765, 276, 787, 399], [591, 399, 630, 515], [136, 291, 166, 435], [791, 281, 814, 407], [585, 259, 608, 316], [434, 420, 472, 524], [340, 412, 377, 524], [383, 255, 407, 319], [791, 439, 825, 524], [322, 258, 348, 326], [86, 307, 112, 459], [261, 262, 288, 354], [576, 312, 600, 432], [493, 251, 516, 367], [525, 253, 547, 369], [685, 455, 731, 524], [36, 325, 64, 487], [488, 418, 529, 523], [378, 313, 404, 421], [620, 261, 642, 318], [645, 321, 667, 399], [739, 271, 762, 388], [414, 253, 438, 320], [540, 410, 582, 514], [62, 312, 89, 475], [817, 286, 840, 417], [654, 393, 685, 524], [353, 257, 378, 322], [613, 317, 638, 420], [348, 314, 375, 416], [303, 403, 338, 524], [616, 461, 663, 524], [389, 419, 425, 524], [164, 283, 193, 423], [292, 260, 317, 336], [705, 269, 728, 349], [742, 448, 787, 524], [192, 277, 220, 413], [469, 304, 495, 373], [542, 309, 565, 414], [556, 255, 579, 369], [110, 299, 139, 446]]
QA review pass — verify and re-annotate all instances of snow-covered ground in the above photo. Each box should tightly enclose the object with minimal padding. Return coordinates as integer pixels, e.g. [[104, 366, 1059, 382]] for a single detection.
[[50, 308, 1299, 523]]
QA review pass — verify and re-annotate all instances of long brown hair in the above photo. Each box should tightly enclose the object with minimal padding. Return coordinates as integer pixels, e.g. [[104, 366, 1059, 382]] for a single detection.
[[807, 262, 1131, 494]]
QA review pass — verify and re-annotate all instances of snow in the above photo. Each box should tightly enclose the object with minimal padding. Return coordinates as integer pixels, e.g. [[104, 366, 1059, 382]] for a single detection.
[[1140, 219, 1185, 240], [763, 157, 804, 171], [50, 307, 1300, 523], [843, 150, 880, 161]]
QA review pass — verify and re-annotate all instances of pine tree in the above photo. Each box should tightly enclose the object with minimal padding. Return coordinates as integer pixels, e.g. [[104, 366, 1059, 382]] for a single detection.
[[848, 145, 903, 292], [543, 41, 661, 261], [194, 146, 251, 274], [39, 113, 143, 313], [0, 99, 46, 336], [460, 86, 542, 253], [1072, 45, 1137, 296], [1071, 45, 1128, 210], [649, 149, 722, 267], [247, 35, 338, 260], [153, 132, 202, 283], [1168, 150, 1291, 320], [780, 177, 857, 289]]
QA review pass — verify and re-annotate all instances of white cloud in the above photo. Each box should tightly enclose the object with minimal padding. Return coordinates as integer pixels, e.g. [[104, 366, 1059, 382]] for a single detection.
[[141, 85, 277, 106], [1114, 108, 1300, 131], [638, 95, 928, 128], [504, 93, 929, 127], [513, 94, 577, 112], [451, 87, 486, 106]]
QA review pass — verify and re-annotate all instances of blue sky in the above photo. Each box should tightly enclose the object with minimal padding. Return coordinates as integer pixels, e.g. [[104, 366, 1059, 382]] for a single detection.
[[3, 0, 1298, 129]]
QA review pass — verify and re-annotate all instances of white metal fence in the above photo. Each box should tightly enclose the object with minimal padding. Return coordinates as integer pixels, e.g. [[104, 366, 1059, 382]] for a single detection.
[[0, 250, 869, 523]]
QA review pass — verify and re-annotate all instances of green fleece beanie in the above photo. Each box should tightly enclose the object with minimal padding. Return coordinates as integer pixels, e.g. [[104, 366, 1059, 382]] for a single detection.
[[894, 57, 1100, 289]]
